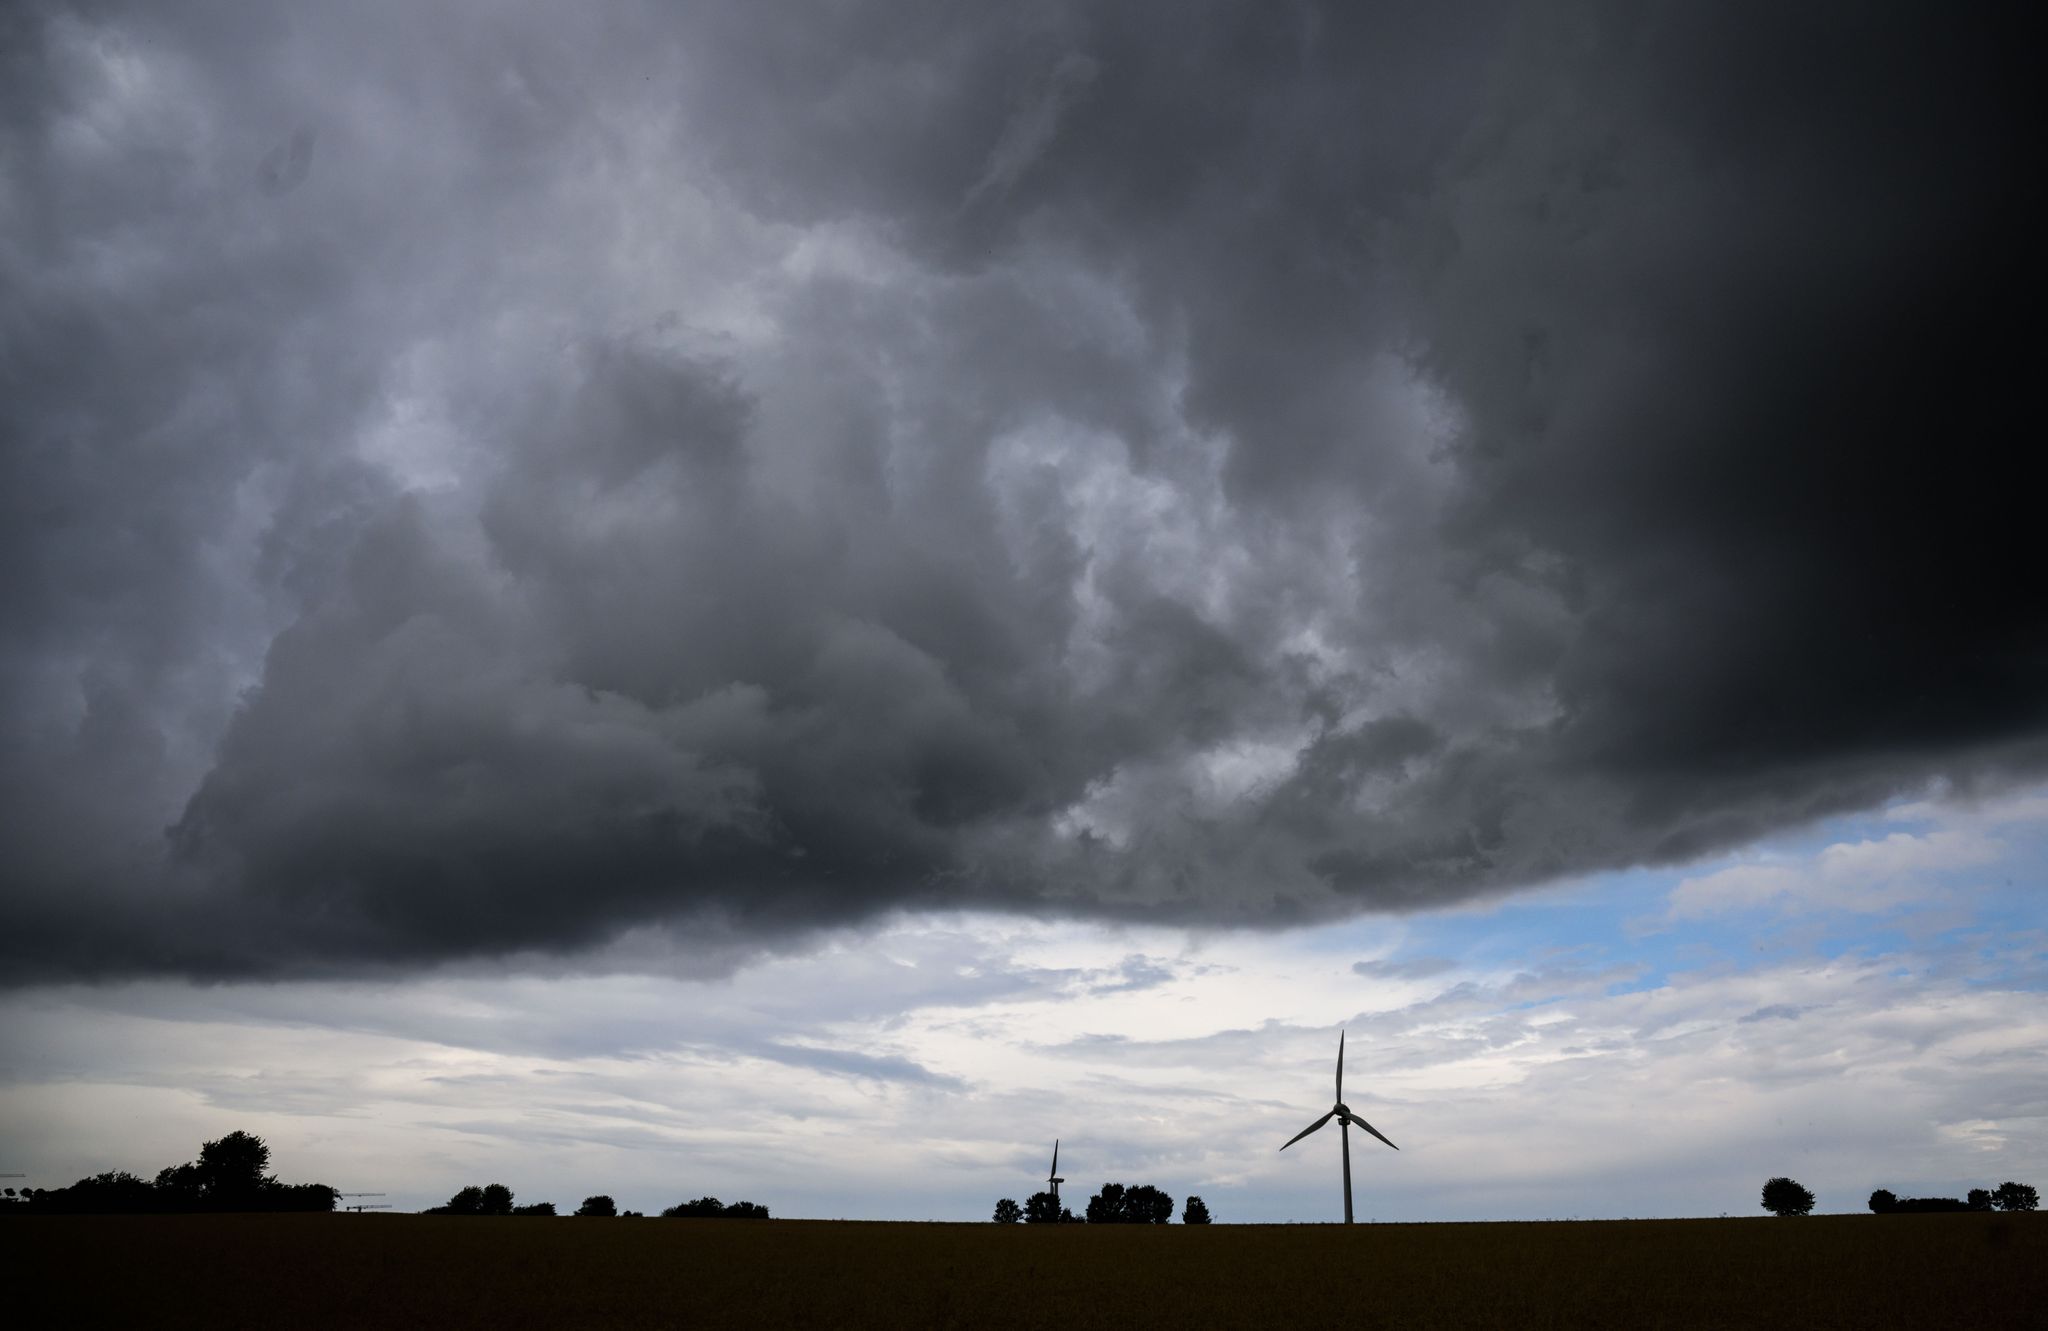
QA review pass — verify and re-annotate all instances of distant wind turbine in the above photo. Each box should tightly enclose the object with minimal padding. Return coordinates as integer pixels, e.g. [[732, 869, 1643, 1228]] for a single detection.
[[1279, 1029, 1398, 1224], [1047, 1139, 1065, 1208]]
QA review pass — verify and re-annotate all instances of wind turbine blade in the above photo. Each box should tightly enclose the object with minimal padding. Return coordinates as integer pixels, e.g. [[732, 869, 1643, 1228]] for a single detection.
[[1348, 1114, 1399, 1151], [1050, 1139, 1058, 1178], [1280, 1110, 1335, 1151], [1336, 1028, 1345, 1102]]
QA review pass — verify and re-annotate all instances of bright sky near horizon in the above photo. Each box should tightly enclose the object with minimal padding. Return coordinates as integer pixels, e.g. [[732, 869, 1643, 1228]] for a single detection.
[[7, 783, 2041, 1220]]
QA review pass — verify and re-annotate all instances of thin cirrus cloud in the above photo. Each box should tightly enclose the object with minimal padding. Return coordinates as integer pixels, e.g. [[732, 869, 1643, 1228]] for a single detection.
[[2, 0, 2043, 985]]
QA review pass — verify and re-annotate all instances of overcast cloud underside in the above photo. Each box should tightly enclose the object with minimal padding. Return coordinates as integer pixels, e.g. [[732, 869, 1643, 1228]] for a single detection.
[[2, 0, 2041, 982]]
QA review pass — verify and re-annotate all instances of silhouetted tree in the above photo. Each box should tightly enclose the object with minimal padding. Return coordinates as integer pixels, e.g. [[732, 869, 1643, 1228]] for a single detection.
[[1085, 1182, 1176, 1223], [1182, 1195, 1212, 1224], [429, 1184, 522, 1216], [1868, 1189, 1898, 1214], [154, 1162, 204, 1209], [1992, 1182, 2038, 1212], [576, 1195, 617, 1217], [1761, 1177, 1814, 1217], [1023, 1190, 1062, 1224], [196, 1131, 272, 1208], [993, 1198, 1022, 1224], [438, 1179, 485, 1212], [1967, 1188, 1993, 1212], [724, 1201, 770, 1219], [1126, 1185, 1174, 1223], [1895, 1196, 1967, 1213], [512, 1201, 555, 1215]]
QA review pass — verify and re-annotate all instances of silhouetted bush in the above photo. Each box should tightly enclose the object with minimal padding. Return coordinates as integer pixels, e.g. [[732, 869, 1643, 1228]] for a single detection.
[[993, 1198, 1022, 1224], [1869, 1189, 1898, 1214], [1895, 1197, 1968, 1213], [576, 1195, 617, 1217], [1761, 1177, 1814, 1217], [1086, 1182, 1175, 1224], [1992, 1182, 2038, 1212], [1182, 1195, 1212, 1224], [512, 1201, 556, 1216], [661, 1196, 770, 1219], [1023, 1190, 1062, 1224]]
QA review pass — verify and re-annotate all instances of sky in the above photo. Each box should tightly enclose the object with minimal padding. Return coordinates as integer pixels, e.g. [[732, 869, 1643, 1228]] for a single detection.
[[1, 0, 2042, 1220]]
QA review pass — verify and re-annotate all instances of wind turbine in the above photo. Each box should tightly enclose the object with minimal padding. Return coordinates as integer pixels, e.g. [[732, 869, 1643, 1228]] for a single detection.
[[1279, 1029, 1397, 1223], [1047, 1139, 1065, 1208]]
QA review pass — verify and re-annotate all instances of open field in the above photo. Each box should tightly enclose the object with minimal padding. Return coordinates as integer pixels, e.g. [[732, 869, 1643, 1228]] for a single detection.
[[10, 1212, 2044, 1328]]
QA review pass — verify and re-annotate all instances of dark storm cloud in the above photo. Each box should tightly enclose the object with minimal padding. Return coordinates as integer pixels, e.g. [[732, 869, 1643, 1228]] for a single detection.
[[2, 0, 2041, 981]]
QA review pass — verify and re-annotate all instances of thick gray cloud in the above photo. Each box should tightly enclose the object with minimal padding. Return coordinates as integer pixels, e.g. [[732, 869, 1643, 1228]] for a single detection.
[[2, 0, 2041, 981]]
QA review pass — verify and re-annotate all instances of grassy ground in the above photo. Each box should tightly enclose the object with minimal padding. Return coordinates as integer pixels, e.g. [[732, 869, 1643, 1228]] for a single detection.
[[9, 1212, 2044, 1328]]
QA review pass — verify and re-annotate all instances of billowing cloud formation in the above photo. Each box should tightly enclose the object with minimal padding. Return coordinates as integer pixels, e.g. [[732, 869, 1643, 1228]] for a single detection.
[[3, 1, 2041, 981]]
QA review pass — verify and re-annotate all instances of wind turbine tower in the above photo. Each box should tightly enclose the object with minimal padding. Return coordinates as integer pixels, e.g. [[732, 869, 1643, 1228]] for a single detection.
[[1047, 1140, 1065, 1208], [1279, 1030, 1398, 1223]]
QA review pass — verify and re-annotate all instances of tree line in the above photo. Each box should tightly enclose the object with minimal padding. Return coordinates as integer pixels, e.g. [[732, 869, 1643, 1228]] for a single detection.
[[2, 1131, 336, 1214], [1869, 1183, 2038, 1215], [1761, 1176, 2039, 1217], [0, 1130, 773, 1219], [993, 1183, 1212, 1224], [417, 1186, 772, 1218]]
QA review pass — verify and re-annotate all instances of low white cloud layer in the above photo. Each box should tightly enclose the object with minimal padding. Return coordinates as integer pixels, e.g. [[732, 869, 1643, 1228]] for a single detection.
[[4, 793, 2040, 1220]]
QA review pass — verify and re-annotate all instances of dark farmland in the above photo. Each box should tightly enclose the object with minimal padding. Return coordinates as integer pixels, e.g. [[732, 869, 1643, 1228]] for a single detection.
[[11, 1212, 2044, 1328]]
